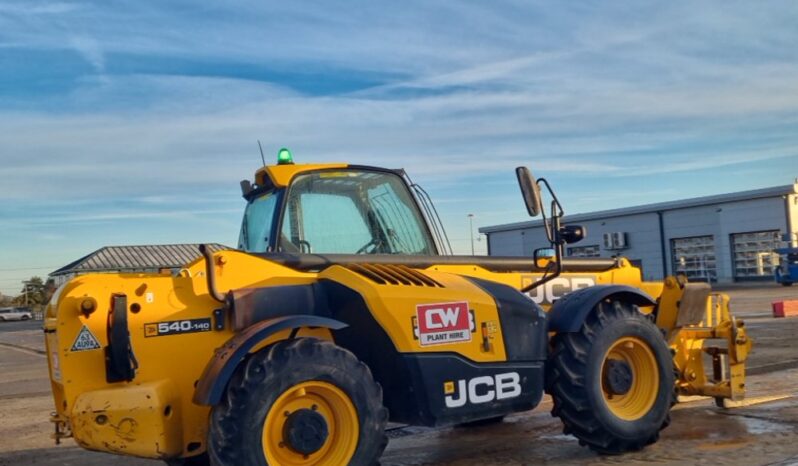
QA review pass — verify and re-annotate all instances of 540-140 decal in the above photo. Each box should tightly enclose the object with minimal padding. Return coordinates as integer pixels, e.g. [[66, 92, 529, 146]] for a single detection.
[[144, 318, 212, 337]]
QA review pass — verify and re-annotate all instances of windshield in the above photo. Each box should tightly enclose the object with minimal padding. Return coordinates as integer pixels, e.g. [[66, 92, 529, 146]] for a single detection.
[[238, 191, 280, 252], [279, 170, 436, 255]]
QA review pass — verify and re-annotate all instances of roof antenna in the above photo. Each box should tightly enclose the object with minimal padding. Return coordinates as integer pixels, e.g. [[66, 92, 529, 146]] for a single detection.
[[257, 140, 266, 166]]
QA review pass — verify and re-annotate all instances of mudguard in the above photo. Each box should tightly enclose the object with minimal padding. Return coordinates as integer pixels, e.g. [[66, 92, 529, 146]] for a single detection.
[[193, 315, 347, 405], [547, 285, 656, 333]]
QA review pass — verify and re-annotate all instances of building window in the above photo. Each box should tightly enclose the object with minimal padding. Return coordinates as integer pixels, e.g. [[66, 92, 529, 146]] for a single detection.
[[567, 244, 601, 257], [671, 235, 716, 282], [731, 231, 781, 280]]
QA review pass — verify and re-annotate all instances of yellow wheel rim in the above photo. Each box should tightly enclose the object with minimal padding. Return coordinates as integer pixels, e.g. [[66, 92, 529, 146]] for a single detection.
[[600, 337, 659, 421], [262, 381, 359, 466]]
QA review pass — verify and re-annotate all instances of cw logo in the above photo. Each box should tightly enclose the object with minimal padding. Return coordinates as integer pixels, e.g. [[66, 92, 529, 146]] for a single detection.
[[424, 307, 460, 329]]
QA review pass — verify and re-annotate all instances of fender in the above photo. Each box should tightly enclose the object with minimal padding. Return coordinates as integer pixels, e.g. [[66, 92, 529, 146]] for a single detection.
[[193, 315, 347, 405], [547, 285, 656, 333]]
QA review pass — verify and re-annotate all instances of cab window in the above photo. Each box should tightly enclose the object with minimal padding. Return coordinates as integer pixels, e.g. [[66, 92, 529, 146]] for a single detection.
[[279, 170, 436, 255]]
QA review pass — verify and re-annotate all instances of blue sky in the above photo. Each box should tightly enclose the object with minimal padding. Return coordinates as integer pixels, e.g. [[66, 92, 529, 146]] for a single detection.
[[1, 1, 798, 295]]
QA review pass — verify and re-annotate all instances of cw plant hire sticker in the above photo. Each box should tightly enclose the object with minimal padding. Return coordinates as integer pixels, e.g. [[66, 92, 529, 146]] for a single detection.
[[70, 325, 101, 352], [414, 301, 475, 346]]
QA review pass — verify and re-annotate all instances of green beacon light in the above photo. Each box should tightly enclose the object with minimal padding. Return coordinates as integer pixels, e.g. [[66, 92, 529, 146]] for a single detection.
[[277, 147, 294, 165]]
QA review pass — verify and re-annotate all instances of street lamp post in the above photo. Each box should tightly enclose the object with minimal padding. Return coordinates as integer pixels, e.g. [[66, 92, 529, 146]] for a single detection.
[[468, 213, 475, 255]]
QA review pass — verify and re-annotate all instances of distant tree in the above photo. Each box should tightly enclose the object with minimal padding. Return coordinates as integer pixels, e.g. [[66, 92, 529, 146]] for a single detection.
[[14, 276, 47, 307]]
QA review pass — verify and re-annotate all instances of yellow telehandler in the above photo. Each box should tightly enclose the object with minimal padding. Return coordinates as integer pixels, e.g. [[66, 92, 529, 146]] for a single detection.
[[45, 149, 751, 465]]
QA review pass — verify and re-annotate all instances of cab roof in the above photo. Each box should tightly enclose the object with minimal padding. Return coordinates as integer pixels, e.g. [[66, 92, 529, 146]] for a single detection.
[[255, 163, 349, 188]]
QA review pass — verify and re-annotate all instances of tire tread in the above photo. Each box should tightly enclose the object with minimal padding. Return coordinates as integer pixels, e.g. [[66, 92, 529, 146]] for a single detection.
[[546, 301, 676, 454]]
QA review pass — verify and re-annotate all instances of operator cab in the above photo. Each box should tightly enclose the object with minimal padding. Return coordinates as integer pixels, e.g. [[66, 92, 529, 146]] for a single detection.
[[238, 150, 438, 255]]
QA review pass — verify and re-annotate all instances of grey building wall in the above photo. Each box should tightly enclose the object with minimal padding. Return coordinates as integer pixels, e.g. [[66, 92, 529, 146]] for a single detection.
[[484, 183, 798, 283], [789, 194, 798, 246]]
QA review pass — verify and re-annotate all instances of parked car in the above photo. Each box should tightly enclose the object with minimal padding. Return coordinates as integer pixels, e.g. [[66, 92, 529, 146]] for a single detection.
[[0, 307, 33, 321]]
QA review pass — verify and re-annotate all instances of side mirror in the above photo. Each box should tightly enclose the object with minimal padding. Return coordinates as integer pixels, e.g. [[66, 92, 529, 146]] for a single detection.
[[516, 167, 542, 217], [240, 179, 253, 197], [533, 248, 556, 269]]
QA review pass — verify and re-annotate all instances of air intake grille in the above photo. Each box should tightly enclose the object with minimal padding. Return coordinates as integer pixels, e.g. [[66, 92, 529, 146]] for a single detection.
[[346, 263, 444, 287]]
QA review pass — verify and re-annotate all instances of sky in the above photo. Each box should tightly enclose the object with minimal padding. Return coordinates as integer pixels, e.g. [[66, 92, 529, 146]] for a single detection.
[[1, 1, 798, 295]]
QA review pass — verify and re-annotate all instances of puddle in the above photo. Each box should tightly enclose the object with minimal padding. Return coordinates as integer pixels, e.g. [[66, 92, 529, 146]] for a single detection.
[[737, 415, 787, 435], [539, 434, 578, 442]]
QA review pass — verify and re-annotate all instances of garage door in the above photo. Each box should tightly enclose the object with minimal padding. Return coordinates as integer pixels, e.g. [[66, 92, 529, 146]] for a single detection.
[[731, 231, 781, 279], [671, 235, 716, 282]]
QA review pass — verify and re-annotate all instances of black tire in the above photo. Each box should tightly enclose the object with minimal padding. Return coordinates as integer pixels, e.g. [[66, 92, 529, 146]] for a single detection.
[[21, 315, 30, 321], [782, 282, 793, 287], [547, 301, 675, 454], [208, 338, 388, 466]]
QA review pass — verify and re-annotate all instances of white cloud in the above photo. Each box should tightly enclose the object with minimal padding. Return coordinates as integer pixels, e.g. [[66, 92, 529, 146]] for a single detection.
[[0, 0, 797, 272], [68, 35, 105, 73]]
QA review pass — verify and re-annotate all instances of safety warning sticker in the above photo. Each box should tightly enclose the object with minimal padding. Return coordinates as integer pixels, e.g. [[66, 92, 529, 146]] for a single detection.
[[70, 325, 101, 352]]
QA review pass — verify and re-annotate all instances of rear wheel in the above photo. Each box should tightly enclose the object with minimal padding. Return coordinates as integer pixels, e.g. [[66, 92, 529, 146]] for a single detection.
[[208, 338, 388, 466], [547, 300, 674, 454], [21, 315, 30, 321]]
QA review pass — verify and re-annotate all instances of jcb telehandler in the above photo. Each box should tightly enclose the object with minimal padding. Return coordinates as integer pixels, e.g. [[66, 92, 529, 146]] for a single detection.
[[45, 149, 751, 465]]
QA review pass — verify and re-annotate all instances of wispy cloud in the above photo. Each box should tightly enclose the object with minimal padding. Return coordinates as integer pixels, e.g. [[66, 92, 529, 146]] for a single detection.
[[1, 1, 798, 292]]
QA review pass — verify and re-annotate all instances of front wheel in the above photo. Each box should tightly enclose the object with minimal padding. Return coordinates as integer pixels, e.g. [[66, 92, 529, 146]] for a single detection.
[[547, 300, 675, 454], [209, 338, 388, 466]]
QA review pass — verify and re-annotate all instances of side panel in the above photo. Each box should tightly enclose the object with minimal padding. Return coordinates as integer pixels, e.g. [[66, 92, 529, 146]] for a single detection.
[[402, 354, 542, 426], [319, 265, 509, 361], [322, 280, 545, 426], [462, 276, 547, 361]]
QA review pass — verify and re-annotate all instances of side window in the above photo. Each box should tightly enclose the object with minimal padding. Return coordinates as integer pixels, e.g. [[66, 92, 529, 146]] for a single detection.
[[282, 193, 373, 254], [367, 181, 433, 255], [239, 191, 279, 252]]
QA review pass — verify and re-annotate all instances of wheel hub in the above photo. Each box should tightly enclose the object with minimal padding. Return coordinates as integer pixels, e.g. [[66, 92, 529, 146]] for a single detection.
[[282, 408, 329, 455], [603, 359, 633, 395]]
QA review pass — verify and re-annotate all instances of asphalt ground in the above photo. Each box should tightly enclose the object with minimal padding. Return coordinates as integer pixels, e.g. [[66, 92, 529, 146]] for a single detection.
[[0, 284, 796, 465]]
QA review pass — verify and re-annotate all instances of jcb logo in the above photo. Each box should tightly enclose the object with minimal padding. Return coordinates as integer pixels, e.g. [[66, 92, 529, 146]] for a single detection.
[[444, 372, 521, 408], [522, 276, 596, 305]]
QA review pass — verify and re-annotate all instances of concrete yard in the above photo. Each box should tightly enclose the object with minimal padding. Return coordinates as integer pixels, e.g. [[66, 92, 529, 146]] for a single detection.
[[1, 284, 797, 466]]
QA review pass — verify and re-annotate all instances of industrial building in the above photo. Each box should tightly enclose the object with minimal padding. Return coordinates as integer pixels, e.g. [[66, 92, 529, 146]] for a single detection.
[[480, 181, 798, 283]]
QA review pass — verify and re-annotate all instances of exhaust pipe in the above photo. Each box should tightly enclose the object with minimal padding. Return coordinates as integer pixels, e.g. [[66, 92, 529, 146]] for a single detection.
[[199, 244, 226, 303]]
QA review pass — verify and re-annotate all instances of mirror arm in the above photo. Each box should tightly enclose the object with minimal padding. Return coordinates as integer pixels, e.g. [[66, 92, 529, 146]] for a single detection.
[[521, 209, 565, 294], [520, 175, 567, 294]]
